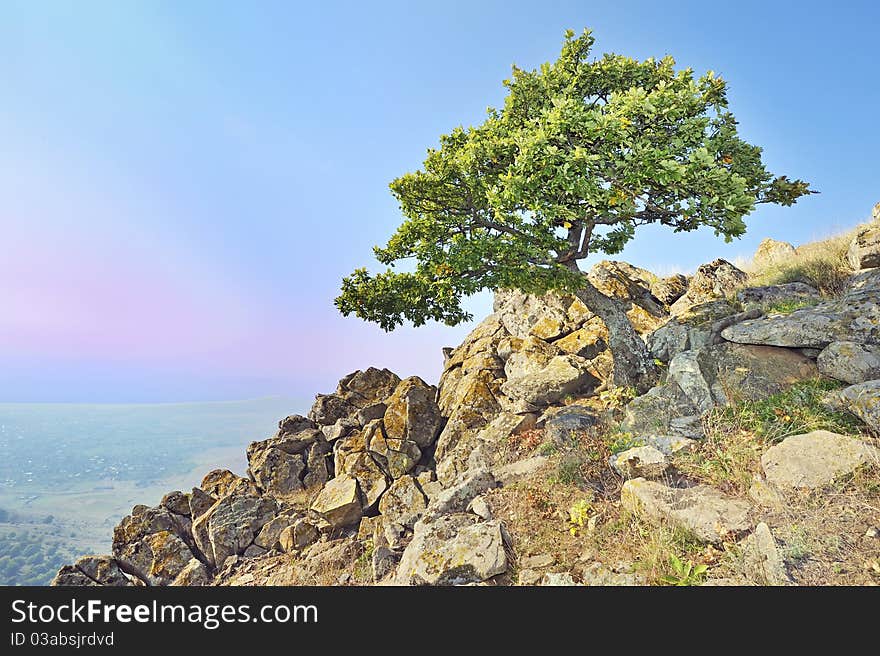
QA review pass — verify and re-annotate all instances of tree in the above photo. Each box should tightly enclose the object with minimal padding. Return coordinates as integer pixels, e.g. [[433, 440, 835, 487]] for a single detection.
[[336, 29, 813, 390]]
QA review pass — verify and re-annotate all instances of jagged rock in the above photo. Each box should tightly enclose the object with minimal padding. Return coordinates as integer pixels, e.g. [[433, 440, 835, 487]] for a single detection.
[[378, 475, 427, 529], [736, 283, 821, 311], [467, 495, 492, 520], [651, 274, 689, 306], [588, 260, 668, 333], [169, 558, 211, 586], [112, 506, 192, 585], [817, 341, 880, 384], [848, 223, 880, 270], [421, 470, 497, 524], [277, 414, 318, 436], [309, 394, 357, 426], [553, 317, 608, 359], [141, 531, 196, 585], [189, 487, 216, 521], [760, 430, 878, 489], [753, 238, 797, 268], [192, 492, 277, 568], [610, 446, 669, 479], [383, 377, 443, 448], [671, 259, 747, 314], [335, 367, 401, 408], [395, 514, 507, 585], [501, 354, 597, 407], [824, 379, 880, 434], [201, 469, 251, 498], [541, 405, 599, 445], [372, 546, 398, 582], [580, 562, 645, 586], [322, 418, 359, 442], [161, 491, 191, 517], [460, 412, 536, 477], [248, 445, 306, 496], [338, 449, 388, 509], [722, 269, 880, 348], [254, 513, 299, 550], [52, 556, 131, 586], [541, 572, 577, 586], [303, 440, 334, 488], [741, 522, 791, 585], [493, 289, 579, 340], [620, 382, 699, 436], [279, 518, 319, 551], [356, 403, 387, 427], [310, 474, 363, 529], [621, 478, 752, 543], [647, 300, 737, 362]]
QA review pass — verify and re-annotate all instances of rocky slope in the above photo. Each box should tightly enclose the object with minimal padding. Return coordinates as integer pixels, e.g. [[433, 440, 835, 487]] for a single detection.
[[53, 204, 880, 586]]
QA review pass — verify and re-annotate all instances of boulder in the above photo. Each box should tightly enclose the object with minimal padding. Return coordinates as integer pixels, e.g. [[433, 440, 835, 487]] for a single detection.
[[735, 283, 821, 311], [817, 341, 880, 384], [170, 558, 212, 586], [501, 354, 597, 407], [247, 445, 306, 496], [647, 300, 737, 362], [382, 376, 443, 448], [309, 474, 363, 529], [52, 556, 131, 586], [848, 223, 880, 270], [541, 405, 600, 445], [722, 269, 880, 348], [192, 492, 277, 568], [610, 446, 669, 479], [279, 518, 320, 552], [458, 412, 536, 477], [395, 515, 508, 585], [201, 469, 251, 498], [309, 394, 356, 426], [760, 430, 878, 489], [671, 259, 747, 314], [378, 475, 428, 529], [753, 238, 797, 268], [161, 491, 191, 517], [621, 478, 752, 543], [336, 367, 401, 408], [277, 414, 318, 436], [553, 317, 608, 359], [189, 487, 216, 521], [254, 514, 299, 550], [824, 379, 880, 434], [651, 274, 689, 306], [421, 469, 497, 524], [112, 506, 193, 585]]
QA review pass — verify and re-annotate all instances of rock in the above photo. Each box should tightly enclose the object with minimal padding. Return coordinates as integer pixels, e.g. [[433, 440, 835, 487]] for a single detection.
[[541, 405, 599, 445], [671, 259, 747, 314], [647, 300, 737, 362], [501, 354, 598, 407], [189, 487, 216, 521], [518, 569, 542, 585], [112, 506, 192, 585], [338, 449, 389, 509], [309, 394, 356, 426], [467, 495, 492, 520], [381, 377, 443, 448], [541, 572, 577, 586], [356, 403, 387, 427], [848, 223, 880, 270], [741, 522, 791, 585], [493, 289, 578, 340], [303, 440, 334, 488], [824, 377, 880, 434], [580, 562, 644, 586], [201, 469, 250, 498], [753, 238, 797, 268], [52, 556, 131, 586], [462, 412, 537, 475], [640, 434, 699, 456], [621, 478, 752, 543], [243, 544, 267, 558], [322, 418, 359, 442], [748, 480, 787, 509], [492, 456, 549, 486], [735, 283, 821, 311], [277, 414, 318, 436], [378, 476, 428, 529], [279, 518, 319, 552], [610, 446, 669, 479], [521, 553, 554, 569], [248, 445, 306, 496], [169, 558, 211, 586], [620, 382, 699, 436], [760, 430, 878, 489], [254, 514, 298, 550], [310, 475, 363, 529], [651, 274, 689, 306], [817, 341, 880, 384], [161, 491, 191, 517], [336, 367, 401, 408], [722, 270, 880, 348], [588, 260, 668, 333], [553, 318, 608, 360], [421, 470, 497, 524], [192, 492, 277, 568], [371, 545, 398, 582], [395, 515, 508, 585]]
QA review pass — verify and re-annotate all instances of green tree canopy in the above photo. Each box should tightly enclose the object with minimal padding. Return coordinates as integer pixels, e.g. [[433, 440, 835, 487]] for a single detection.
[[337, 29, 813, 387]]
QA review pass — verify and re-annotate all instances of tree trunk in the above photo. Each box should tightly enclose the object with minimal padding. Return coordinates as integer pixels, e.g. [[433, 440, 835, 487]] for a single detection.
[[569, 267, 658, 392]]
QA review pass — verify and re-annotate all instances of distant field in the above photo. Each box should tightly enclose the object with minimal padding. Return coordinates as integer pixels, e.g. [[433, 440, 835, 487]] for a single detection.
[[0, 397, 306, 585]]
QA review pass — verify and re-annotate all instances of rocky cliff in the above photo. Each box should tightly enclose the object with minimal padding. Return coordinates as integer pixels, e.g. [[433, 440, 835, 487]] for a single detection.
[[53, 204, 880, 586]]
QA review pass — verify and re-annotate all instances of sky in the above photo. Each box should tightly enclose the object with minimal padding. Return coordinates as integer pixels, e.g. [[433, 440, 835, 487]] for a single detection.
[[1, 0, 878, 403]]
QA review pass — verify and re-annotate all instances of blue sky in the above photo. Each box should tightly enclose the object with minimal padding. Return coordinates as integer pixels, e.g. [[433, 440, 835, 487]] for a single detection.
[[1, 0, 878, 402]]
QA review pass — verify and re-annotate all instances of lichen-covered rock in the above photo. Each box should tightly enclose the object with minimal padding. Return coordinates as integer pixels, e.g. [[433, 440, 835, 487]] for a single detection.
[[309, 394, 356, 426], [651, 274, 689, 306], [378, 475, 428, 529], [52, 556, 131, 586], [254, 513, 299, 550], [279, 518, 319, 552], [647, 299, 737, 362], [170, 558, 212, 586], [740, 522, 791, 585], [610, 445, 669, 479], [277, 414, 318, 436], [310, 474, 363, 529], [824, 379, 880, 434], [760, 430, 878, 489], [501, 354, 597, 408], [752, 238, 797, 267], [671, 259, 747, 314], [541, 405, 599, 445], [421, 469, 497, 524], [336, 367, 401, 408], [189, 487, 216, 521], [817, 341, 880, 384], [143, 531, 197, 585], [395, 514, 507, 585], [848, 222, 880, 270], [382, 376, 443, 448], [248, 445, 306, 496], [620, 382, 700, 437], [161, 490, 192, 517], [201, 469, 252, 498], [112, 505, 192, 584], [621, 478, 752, 543], [192, 492, 277, 568]]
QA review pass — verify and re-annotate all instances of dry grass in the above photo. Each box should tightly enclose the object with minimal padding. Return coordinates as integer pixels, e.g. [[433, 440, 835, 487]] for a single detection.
[[745, 230, 856, 297]]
